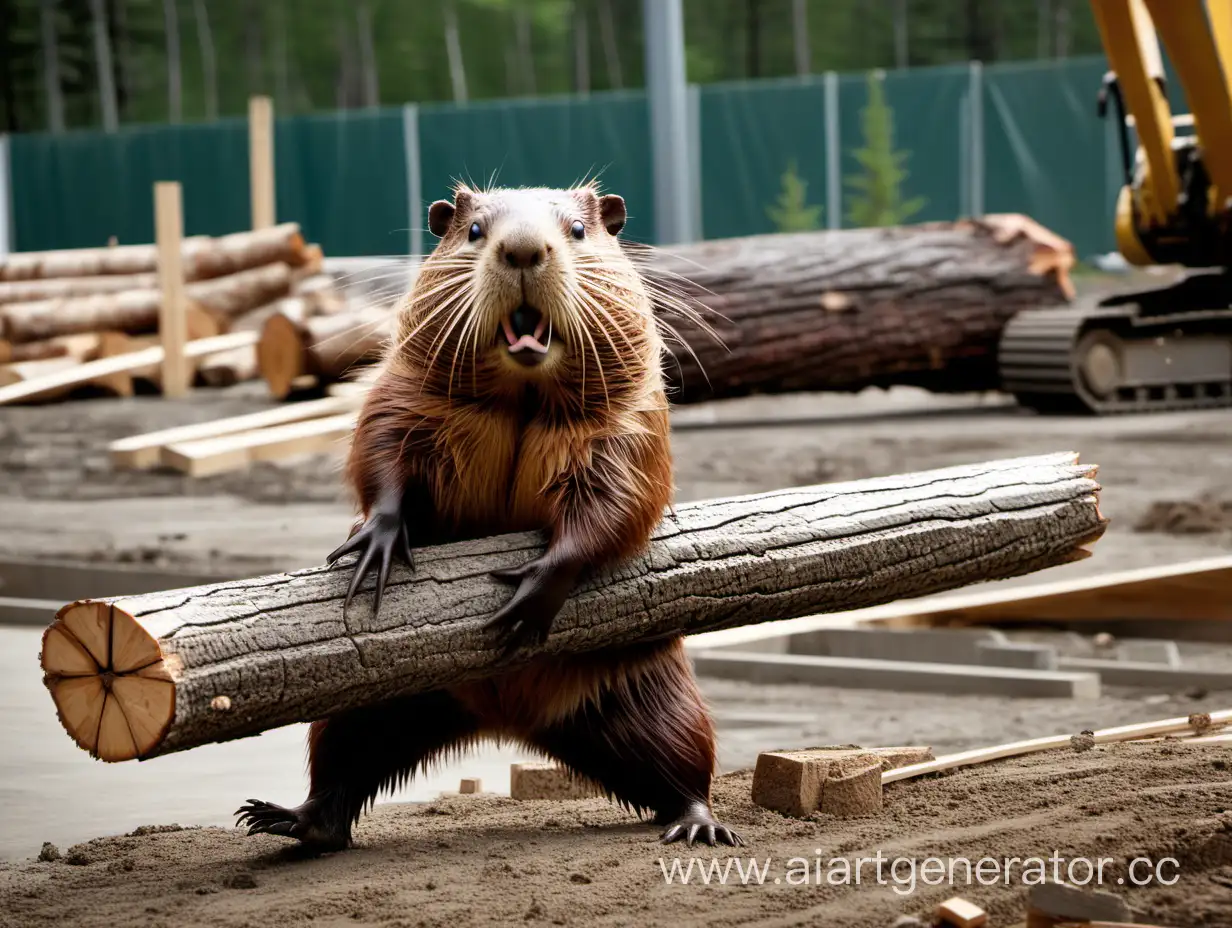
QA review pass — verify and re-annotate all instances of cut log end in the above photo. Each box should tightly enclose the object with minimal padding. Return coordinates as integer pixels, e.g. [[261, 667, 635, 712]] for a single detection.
[[41, 602, 174, 762], [257, 311, 311, 399]]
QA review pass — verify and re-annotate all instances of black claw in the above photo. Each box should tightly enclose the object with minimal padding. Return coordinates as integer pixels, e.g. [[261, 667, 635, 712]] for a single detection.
[[326, 533, 362, 566], [661, 825, 684, 844]]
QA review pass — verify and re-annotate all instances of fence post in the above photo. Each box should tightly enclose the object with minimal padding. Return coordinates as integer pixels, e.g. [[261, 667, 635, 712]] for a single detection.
[[0, 134, 10, 256], [248, 95, 276, 230], [824, 71, 841, 230], [643, 0, 694, 244], [403, 104, 423, 266], [687, 83, 703, 241], [958, 90, 970, 217], [155, 182, 190, 398], [969, 60, 985, 218]]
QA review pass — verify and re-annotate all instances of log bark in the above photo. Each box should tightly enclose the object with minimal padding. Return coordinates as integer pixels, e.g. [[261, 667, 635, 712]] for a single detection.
[[257, 305, 393, 398], [39, 453, 1105, 762], [0, 223, 311, 283], [641, 214, 1075, 403]]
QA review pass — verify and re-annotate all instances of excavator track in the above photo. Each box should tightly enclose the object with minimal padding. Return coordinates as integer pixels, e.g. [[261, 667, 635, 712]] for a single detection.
[[999, 295, 1232, 415]]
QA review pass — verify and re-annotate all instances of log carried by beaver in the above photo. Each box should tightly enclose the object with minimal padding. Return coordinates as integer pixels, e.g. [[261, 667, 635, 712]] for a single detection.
[[40, 452, 1104, 765]]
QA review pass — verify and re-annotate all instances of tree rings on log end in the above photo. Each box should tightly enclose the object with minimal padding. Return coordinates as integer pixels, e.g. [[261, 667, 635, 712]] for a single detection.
[[40, 602, 175, 762], [257, 311, 310, 399]]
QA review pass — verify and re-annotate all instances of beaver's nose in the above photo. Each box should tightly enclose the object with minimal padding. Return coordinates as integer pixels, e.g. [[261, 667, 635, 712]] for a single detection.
[[502, 237, 547, 269]]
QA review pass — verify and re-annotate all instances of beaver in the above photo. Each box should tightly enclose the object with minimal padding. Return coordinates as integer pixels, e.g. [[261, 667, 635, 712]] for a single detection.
[[235, 183, 741, 851]]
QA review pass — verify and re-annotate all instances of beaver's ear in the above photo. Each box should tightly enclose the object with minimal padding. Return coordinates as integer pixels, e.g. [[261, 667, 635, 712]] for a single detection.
[[428, 200, 455, 238], [599, 194, 626, 236]]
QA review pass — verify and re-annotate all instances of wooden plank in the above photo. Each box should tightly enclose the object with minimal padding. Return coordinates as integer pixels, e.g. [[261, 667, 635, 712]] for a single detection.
[[881, 709, 1232, 784], [109, 395, 360, 470], [160, 411, 358, 477], [685, 555, 1232, 653], [0, 332, 257, 406], [249, 96, 275, 230], [155, 182, 190, 398]]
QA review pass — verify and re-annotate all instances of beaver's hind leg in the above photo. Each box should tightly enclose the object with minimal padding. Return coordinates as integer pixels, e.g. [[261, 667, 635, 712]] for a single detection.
[[527, 639, 743, 848], [237, 690, 479, 851]]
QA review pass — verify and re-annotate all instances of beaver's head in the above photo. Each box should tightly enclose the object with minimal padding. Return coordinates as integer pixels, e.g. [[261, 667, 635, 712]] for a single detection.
[[396, 184, 663, 406]]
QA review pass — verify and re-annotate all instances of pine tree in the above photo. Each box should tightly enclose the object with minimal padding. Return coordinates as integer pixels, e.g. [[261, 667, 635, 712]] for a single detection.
[[844, 70, 926, 228], [766, 159, 822, 232]]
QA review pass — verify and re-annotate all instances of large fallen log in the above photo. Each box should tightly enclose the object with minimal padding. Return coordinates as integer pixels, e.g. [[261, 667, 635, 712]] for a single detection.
[[0, 223, 311, 283], [257, 305, 393, 398], [39, 452, 1104, 762], [641, 213, 1075, 403], [266, 215, 1073, 403]]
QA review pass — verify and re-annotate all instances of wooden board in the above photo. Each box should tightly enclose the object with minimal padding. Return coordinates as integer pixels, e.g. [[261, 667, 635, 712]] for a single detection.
[[159, 411, 359, 477], [0, 332, 257, 406], [109, 395, 361, 470]]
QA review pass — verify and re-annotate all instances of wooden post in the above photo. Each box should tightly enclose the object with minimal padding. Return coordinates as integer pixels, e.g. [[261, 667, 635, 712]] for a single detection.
[[248, 95, 275, 230], [154, 182, 190, 398]]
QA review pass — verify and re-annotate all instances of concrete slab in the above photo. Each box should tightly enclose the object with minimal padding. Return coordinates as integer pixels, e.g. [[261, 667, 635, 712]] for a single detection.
[[788, 627, 1001, 664], [975, 641, 1059, 670], [1057, 657, 1232, 691], [1117, 639, 1182, 666], [692, 651, 1101, 699]]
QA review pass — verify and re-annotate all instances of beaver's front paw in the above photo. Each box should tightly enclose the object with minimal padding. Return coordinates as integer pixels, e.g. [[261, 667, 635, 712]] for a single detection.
[[484, 555, 580, 653], [326, 508, 413, 616]]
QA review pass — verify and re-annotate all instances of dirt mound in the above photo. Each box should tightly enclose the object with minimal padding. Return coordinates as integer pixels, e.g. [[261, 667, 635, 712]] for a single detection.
[[2, 741, 1229, 928]]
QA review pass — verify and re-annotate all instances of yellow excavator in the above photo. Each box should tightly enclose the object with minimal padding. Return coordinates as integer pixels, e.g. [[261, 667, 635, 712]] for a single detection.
[[999, 0, 1232, 413]]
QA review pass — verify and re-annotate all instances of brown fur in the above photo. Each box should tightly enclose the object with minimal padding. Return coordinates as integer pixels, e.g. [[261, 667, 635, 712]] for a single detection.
[[240, 184, 731, 849]]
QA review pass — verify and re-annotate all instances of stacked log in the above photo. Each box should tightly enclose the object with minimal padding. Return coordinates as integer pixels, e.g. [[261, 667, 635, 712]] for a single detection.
[[257, 305, 393, 399], [0, 224, 357, 403]]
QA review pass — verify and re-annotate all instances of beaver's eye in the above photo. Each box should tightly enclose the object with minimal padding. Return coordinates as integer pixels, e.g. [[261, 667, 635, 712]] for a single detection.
[[468, 222, 483, 242], [570, 220, 585, 240]]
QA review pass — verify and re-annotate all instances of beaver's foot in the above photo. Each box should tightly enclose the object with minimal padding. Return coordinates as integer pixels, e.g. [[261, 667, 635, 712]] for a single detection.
[[234, 799, 349, 852], [659, 800, 744, 848]]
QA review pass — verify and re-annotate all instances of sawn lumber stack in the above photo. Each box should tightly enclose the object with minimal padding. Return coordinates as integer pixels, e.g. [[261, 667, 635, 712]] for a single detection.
[[39, 453, 1104, 762]]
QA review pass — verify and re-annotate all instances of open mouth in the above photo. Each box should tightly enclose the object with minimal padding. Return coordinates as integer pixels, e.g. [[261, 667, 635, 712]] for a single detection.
[[499, 304, 551, 366]]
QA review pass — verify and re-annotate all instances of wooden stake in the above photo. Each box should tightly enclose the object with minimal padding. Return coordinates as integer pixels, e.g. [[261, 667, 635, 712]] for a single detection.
[[155, 182, 190, 398], [249, 95, 275, 230]]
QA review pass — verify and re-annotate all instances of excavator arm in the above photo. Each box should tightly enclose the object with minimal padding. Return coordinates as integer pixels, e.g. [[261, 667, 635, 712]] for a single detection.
[[997, 0, 1232, 414]]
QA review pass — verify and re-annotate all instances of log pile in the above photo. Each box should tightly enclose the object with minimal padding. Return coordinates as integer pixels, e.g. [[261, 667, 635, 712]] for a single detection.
[[0, 224, 364, 405], [249, 214, 1074, 402], [39, 453, 1104, 761]]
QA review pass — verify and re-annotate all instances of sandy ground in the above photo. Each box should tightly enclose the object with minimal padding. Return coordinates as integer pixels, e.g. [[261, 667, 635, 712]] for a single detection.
[[1, 742, 1230, 928], [2, 372, 1231, 923]]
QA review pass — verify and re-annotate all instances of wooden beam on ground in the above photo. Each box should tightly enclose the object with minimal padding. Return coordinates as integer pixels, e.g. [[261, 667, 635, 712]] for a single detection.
[[0, 332, 256, 406], [249, 96, 275, 230], [685, 555, 1232, 653], [155, 182, 190, 398], [881, 709, 1232, 785], [109, 395, 360, 470], [159, 411, 359, 476], [0, 356, 134, 399], [38, 453, 1105, 761]]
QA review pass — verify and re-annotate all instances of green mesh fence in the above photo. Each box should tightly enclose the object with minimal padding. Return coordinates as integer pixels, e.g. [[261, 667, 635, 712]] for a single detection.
[[416, 90, 656, 246], [6, 55, 1138, 262], [698, 76, 828, 239]]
